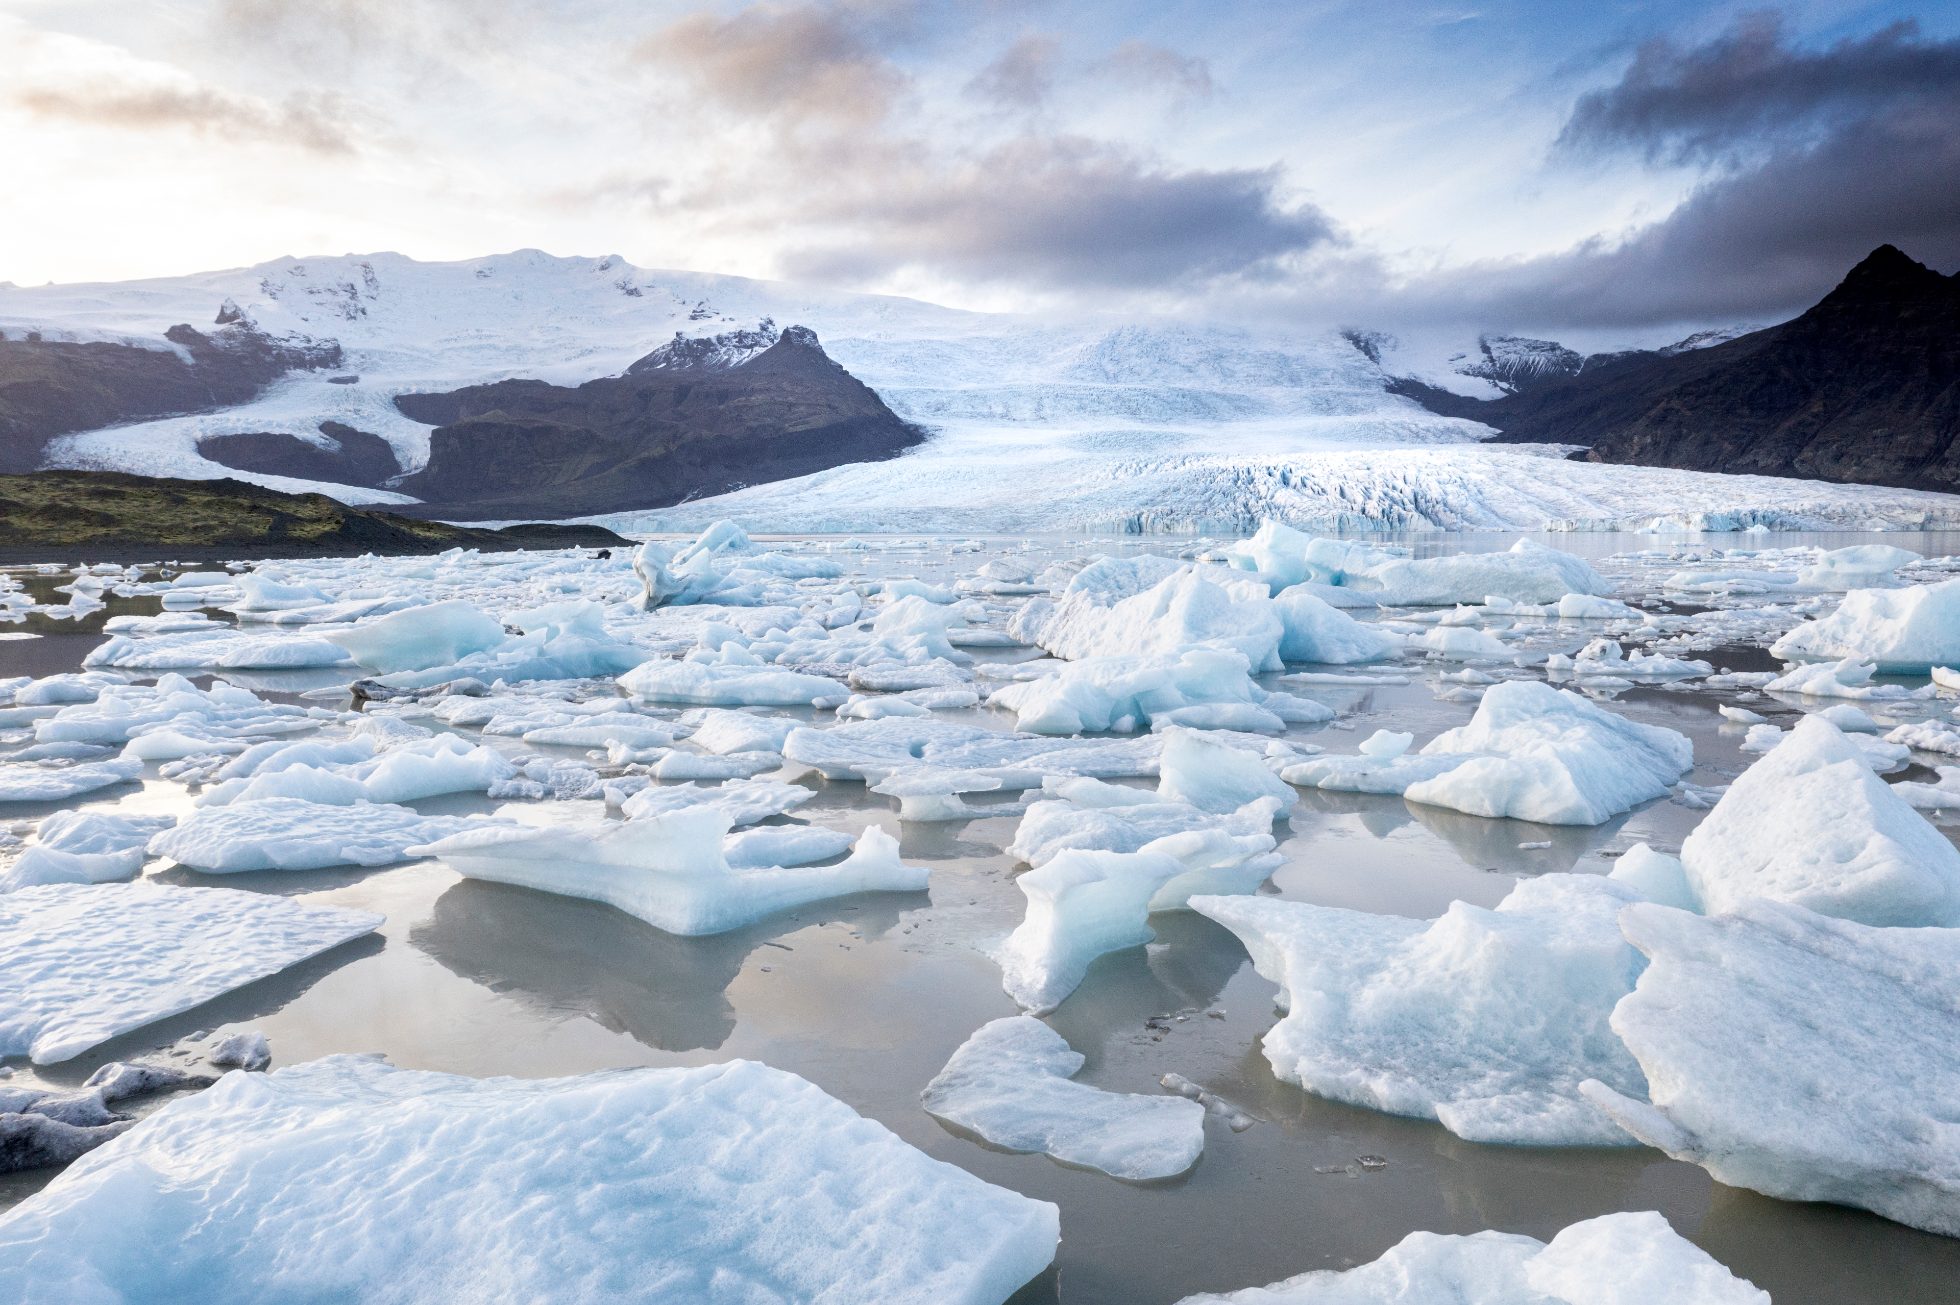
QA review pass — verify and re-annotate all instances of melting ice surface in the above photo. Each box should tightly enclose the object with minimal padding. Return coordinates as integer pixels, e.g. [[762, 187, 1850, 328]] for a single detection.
[[5, 527, 1960, 1302]]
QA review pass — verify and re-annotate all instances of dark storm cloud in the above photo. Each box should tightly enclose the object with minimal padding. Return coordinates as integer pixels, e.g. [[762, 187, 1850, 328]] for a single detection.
[[1558, 12, 1960, 165], [1370, 11, 1960, 331], [781, 135, 1335, 290], [15, 82, 356, 155]]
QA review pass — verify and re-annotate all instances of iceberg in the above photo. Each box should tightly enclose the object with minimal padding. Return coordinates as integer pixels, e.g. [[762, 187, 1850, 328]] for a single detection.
[[149, 798, 479, 873], [328, 600, 509, 673], [1365, 540, 1609, 606], [0, 758, 142, 803], [0, 882, 380, 1063], [1678, 715, 1960, 926], [1191, 873, 1653, 1146], [1271, 587, 1400, 663], [414, 807, 927, 935], [922, 1016, 1205, 1179], [1176, 1211, 1767, 1304], [1770, 577, 1960, 671], [1583, 899, 1960, 1237], [0, 1056, 1059, 1304], [0, 810, 173, 892]]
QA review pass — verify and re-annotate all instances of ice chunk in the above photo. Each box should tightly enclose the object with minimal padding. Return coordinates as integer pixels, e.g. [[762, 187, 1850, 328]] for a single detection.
[[990, 649, 1287, 735], [0, 758, 141, 803], [1176, 1211, 1766, 1304], [1607, 843, 1697, 910], [997, 829, 1277, 1013], [1155, 727, 1297, 813], [683, 708, 798, 755], [1582, 900, 1960, 1237], [1679, 715, 1960, 926], [1770, 577, 1960, 671], [620, 657, 849, 707], [207, 1030, 272, 1071], [0, 1056, 1059, 1303], [922, 1016, 1204, 1179], [870, 767, 1022, 821], [1765, 656, 1926, 700], [1191, 873, 1652, 1145], [415, 808, 926, 935], [1366, 540, 1609, 606], [1317, 680, 1692, 825], [1271, 588, 1399, 664], [1010, 784, 1281, 868], [721, 824, 856, 869], [150, 798, 479, 873], [1796, 543, 1921, 590], [0, 883, 380, 1063], [1023, 563, 1283, 669], [328, 601, 508, 673], [619, 778, 814, 826], [0, 809, 172, 891]]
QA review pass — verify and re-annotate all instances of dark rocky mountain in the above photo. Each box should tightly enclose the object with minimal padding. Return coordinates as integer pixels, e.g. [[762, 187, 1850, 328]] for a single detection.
[[0, 470, 626, 563], [1398, 246, 1960, 491], [0, 320, 341, 472], [390, 323, 923, 519], [199, 421, 401, 486]]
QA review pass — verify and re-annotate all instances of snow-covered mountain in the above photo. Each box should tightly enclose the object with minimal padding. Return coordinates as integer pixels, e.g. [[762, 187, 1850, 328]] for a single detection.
[[1, 250, 1948, 533]]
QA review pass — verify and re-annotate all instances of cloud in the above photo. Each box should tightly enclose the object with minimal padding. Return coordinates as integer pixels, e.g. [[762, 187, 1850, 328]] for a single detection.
[[781, 135, 1335, 290], [1353, 12, 1960, 330], [1558, 12, 1960, 165], [1097, 40, 1214, 101], [639, 2, 913, 127], [15, 81, 356, 155], [965, 34, 1058, 108]]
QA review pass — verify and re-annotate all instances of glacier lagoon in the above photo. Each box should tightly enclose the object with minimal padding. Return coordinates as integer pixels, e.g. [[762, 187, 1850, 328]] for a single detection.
[[2, 529, 1960, 1302]]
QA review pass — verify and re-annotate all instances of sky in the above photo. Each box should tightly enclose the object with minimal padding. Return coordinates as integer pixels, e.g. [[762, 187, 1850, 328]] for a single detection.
[[2, 0, 1957, 342]]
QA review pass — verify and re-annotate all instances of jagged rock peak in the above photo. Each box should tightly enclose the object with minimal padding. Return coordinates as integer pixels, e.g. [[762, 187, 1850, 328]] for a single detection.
[[627, 318, 783, 373]]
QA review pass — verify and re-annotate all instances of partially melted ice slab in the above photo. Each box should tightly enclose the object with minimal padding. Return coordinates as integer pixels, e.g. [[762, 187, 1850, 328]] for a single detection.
[[0, 883, 381, 1063], [0, 759, 141, 803], [1770, 576, 1960, 671], [1190, 874, 1654, 1146], [148, 797, 481, 873], [1681, 715, 1960, 926], [923, 1016, 1204, 1180], [1582, 900, 1960, 1237], [1175, 1211, 1767, 1304], [0, 1056, 1060, 1305], [415, 807, 927, 936]]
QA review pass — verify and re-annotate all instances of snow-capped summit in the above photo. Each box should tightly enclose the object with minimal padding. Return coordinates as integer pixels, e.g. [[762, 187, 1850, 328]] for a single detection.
[[1452, 335, 1586, 393]]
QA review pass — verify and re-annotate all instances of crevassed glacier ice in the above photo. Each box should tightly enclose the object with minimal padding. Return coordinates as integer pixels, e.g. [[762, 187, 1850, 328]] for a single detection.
[[922, 1016, 1205, 1180], [0, 1055, 1059, 1304], [1679, 715, 1960, 926], [1190, 873, 1654, 1146], [1582, 899, 1960, 1237], [1175, 1210, 1767, 1304], [414, 807, 927, 935], [0, 883, 380, 1063]]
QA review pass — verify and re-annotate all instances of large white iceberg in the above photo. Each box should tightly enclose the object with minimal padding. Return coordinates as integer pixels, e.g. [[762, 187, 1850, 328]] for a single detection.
[[1365, 540, 1609, 606], [922, 1016, 1205, 1180], [1582, 899, 1960, 1237], [1770, 577, 1960, 671], [1282, 679, 1691, 826], [0, 882, 380, 1063], [328, 600, 509, 673], [0, 1055, 1059, 1303], [1176, 1210, 1767, 1304], [414, 807, 927, 935], [1190, 873, 1655, 1146], [990, 649, 1326, 735], [1020, 560, 1283, 669], [1680, 715, 1960, 926]]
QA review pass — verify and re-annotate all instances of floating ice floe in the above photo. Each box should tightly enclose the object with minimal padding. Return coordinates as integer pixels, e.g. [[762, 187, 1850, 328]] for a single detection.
[[1281, 680, 1691, 826], [1796, 543, 1921, 590], [0, 1060, 211, 1173], [0, 809, 174, 891], [415, 807, 926, 935], [922, 1016, 1205, 1180], [1556, 639, 1710, 680], [1191, 872, 1656, 1146], [1678, 715, 1960, 926], [1175, 1210, 1767, 1304], [195, 734, 514, 807], [620, 653, 849, 708], [1156, 727, 1297, 814], [0, 1056, 1059, 1303], [328, 600, 507, 672], [32, 675, 326, 748], [1770, 577, 1960, 671], [0, 883, 380, 1063], [1365, 540, 1610, 606], [683, 708, 799, 755], [149, 797, 480, 873], [870, 768, 1028, 821], [85, 628, 354, 671], [618, 778, 814, 826], [1016, 558, 1283, 668], [1009, 777, 1282, 868], [1765, 656, 1930, 700], [990, 649, 1329, 735], [0, 758, 142, 803], [1582, 899, 1960, 1237], [1271, 587, 1400, 663], [996, 829, 1278, 1013]]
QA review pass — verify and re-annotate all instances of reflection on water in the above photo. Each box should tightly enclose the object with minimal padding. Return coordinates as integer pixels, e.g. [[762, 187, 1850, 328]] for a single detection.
[[412, 879, 912, 1053]]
